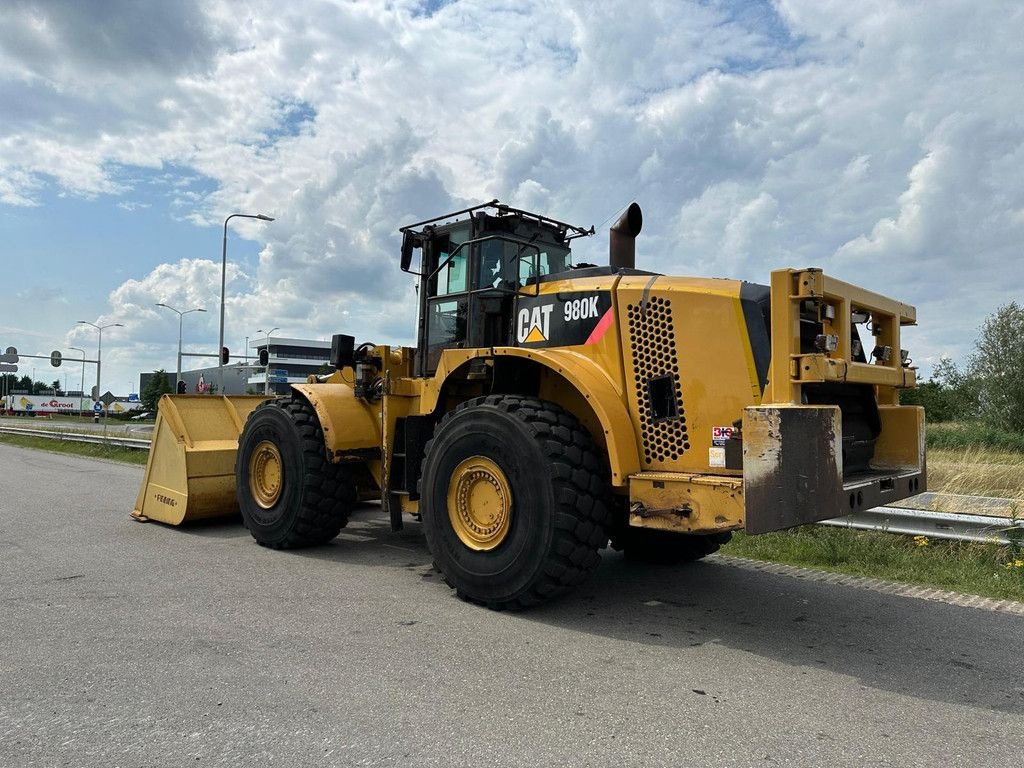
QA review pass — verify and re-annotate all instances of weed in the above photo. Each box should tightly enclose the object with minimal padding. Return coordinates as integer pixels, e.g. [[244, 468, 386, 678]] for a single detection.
[[723, 527, 1024, 602]]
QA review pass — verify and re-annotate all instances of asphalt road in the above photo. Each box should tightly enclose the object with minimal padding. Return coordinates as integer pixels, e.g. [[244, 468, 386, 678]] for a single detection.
[[1, 444, 1021, 767]]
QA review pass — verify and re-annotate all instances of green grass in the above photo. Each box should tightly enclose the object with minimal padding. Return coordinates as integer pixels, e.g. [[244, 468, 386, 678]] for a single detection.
[[723, 526, 1024, 602], [0, 433, 149, 465], [927, 421, 1024, 452]]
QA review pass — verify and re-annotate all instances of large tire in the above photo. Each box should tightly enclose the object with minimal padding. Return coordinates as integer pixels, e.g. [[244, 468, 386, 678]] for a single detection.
[[419, 395, 610, 610], [616, 527, 732, 565], [235, 395, 354, 549]]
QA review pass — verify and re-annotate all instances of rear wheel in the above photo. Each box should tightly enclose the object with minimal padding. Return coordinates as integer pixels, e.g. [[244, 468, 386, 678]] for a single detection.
[[419, 395, 610, 610], [236, 395, 354, 548]]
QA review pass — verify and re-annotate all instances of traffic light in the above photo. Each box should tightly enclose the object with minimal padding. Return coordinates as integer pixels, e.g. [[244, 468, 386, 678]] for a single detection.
[[220, 346, 230, 364], [177, 380, 187, 394], [50, 350, 62, 367], [258, 348, 269, 366]]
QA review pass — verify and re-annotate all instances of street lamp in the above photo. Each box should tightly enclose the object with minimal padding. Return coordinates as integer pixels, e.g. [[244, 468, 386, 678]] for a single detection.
[[257, 327, 279, 395], [220, 212, 274, 391], [156, 303, 206, 390], [76, 321, 124, 415], [69, 346, 86, 416]]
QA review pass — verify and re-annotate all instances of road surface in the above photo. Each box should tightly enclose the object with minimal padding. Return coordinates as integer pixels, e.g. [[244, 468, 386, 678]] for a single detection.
[[0, 444, 1021, 766]]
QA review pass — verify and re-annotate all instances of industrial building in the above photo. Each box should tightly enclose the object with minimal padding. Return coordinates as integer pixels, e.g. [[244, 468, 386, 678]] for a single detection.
[[138, 337, 333, 396]]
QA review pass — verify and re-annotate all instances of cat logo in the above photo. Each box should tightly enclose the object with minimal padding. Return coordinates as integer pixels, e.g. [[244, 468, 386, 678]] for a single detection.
[[517, 304, 554, 344]]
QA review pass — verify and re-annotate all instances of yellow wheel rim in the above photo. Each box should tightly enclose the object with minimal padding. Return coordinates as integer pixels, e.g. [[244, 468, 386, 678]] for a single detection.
[[447, 456, 513, 551], [249, 440, 283, 509]]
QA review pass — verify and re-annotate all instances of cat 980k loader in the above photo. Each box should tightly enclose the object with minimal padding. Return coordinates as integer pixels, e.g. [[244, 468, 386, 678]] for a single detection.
[[133, 201, 926, 609]]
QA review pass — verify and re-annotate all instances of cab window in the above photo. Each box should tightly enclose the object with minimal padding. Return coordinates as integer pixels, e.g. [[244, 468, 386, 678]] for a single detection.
[[432, 222, 472, 297], [518, 246, 571, 285]]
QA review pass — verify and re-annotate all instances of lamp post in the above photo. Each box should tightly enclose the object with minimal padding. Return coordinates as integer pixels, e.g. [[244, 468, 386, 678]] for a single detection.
[[156, 303, 206, 390], [69, 346, 86, 416], [76, 321, 124, 415], [220, 212, 274, 391], [257, 327, 279, 395]]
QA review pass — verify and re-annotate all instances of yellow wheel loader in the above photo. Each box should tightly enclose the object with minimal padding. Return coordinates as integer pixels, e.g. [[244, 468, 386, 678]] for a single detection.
[[133, 200, 926, 609]]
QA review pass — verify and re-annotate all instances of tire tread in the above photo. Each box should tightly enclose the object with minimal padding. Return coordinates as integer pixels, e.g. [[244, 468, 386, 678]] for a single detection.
[[421, 394, 610, 610], [238, 395, 353, 549]]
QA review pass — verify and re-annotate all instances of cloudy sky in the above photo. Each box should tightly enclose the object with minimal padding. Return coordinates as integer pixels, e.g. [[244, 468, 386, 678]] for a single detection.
[[1, 0, 1022, 395]]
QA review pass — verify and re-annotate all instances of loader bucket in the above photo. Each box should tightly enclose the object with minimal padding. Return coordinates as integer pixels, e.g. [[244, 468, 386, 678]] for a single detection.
[[132, 394, 272, 525]]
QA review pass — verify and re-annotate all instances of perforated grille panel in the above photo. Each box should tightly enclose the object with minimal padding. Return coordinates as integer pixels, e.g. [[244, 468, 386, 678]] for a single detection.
[[627, 297, 689, 464]]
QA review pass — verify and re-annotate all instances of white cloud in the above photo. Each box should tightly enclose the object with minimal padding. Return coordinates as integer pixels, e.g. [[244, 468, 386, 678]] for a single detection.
[[0, 0, 1022, 390]]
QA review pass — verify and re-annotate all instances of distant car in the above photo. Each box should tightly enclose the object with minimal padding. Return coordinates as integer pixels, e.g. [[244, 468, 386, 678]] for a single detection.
[[130, 411, 155, 421]]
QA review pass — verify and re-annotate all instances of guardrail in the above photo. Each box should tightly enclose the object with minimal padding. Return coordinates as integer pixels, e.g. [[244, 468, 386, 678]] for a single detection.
[[0, 425, 151, 451], [2, 424, 1022, 545], [821, 506, 1021, 546]]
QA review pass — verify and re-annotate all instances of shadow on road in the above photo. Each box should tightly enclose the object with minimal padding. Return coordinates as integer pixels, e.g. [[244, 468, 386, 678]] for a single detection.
[[170, 506, 1024, 714]]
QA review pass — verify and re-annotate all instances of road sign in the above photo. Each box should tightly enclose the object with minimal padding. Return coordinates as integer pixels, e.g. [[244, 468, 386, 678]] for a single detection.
[[0, 363, 17, 373], [270, 369, 288, 376], [93, 402, 103, 413], [268, 375, 288, 383]]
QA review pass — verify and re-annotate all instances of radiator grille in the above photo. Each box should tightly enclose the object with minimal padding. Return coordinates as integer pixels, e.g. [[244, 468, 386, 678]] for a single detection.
[[627, 297, 689, 464]]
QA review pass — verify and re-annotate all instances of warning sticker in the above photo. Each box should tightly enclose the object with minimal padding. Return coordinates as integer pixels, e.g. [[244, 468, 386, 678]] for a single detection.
[[712, 426, 735, 447], [709, 447, 726, 467]]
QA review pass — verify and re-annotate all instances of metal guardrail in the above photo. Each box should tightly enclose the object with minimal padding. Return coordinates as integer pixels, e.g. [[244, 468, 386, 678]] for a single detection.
[[821, 506, 1022, 546], [2, 424, 1022, 545], [0, 425, 151, 450]]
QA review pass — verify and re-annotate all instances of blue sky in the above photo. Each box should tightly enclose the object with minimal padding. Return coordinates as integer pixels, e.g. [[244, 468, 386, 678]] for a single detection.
[[1, 0, 1023, 394]]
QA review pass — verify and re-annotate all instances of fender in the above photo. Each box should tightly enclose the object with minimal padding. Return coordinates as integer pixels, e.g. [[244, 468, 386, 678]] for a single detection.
[[494, 347, 640, 486], [290, 382, 381, 460]]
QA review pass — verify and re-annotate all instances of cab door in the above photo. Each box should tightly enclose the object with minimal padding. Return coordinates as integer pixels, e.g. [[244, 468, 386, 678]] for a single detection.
[[421, 225, 472, 374]]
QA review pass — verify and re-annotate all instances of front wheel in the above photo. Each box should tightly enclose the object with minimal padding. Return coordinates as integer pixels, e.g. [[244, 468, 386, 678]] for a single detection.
[[419, 395, 610, 610], [235, 395, 354, 548]]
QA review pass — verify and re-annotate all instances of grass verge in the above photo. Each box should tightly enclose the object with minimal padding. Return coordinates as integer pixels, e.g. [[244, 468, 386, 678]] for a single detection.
[[722, 526, 1024, 602], [0, 433, 148, 465], [722, 439, 1024, 602]]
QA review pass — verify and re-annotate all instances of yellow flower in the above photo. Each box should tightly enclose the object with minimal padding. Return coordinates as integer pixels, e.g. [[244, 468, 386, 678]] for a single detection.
[[913, 535, 930, 548]]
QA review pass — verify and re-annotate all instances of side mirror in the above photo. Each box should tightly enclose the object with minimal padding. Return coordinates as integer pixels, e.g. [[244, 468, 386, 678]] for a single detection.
[[400, 231, 420, 273]]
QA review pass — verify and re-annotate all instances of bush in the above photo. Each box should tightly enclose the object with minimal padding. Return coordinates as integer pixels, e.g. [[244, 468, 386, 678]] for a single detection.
[[926, 422, 1024, 452]]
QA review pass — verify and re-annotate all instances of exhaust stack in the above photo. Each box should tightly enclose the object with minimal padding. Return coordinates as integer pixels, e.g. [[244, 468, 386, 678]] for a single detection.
[[609, 202, 643, 270]]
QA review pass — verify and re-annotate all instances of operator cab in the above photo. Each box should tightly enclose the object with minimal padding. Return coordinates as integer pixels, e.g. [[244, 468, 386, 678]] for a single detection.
[[400, 201, 594, 375]]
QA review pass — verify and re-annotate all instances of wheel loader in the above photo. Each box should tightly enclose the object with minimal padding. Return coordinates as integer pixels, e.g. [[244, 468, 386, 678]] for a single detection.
[[133, 200, 926, 609]]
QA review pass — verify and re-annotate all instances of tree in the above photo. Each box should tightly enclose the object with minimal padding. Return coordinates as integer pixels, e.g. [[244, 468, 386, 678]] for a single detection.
[[968, 302, 1024, 432], [900, 356, 980, 422], [141, 369, 172, 412], [16, 375, 32, 392], [914, 302, 1024, 431]]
